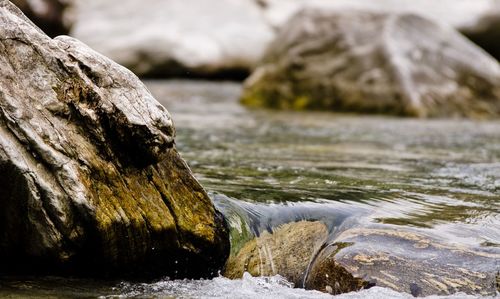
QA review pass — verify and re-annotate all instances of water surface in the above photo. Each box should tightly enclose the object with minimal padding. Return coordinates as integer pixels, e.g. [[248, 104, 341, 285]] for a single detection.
[[1, 80, 498, 298], [149, 80, 499, 248]]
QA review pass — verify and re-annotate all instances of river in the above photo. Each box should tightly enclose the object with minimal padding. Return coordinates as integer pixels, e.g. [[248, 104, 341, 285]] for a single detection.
[[0, 80, 498, 298]]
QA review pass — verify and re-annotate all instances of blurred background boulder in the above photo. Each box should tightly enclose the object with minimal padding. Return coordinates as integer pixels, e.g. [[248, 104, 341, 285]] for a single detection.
[[461, 4, 500, 62], [11, 0, 500, 78], [241, 9, 500, 117], [258, 0, 500, 62], [69, 0, 274, 78]]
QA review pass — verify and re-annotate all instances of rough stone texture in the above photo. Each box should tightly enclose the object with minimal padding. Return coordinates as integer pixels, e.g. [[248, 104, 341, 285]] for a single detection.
[[241, 10, 500, 118], [224, 221, 329, 287], [0, 0, 228, 277], [303, 242, 368, 295], [307, 227, 500, 296], [10, 0, 73, 37], [70, 0, 274, 78], [226, 221, 500, 296]]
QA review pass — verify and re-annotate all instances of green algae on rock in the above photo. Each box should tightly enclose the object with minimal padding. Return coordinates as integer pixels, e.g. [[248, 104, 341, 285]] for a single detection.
[[0, 0, 228, 277], [224, 221, 329, 287], [241, 9, 500, 118]]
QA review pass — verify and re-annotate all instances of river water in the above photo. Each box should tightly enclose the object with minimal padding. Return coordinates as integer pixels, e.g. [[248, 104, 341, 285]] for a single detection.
[[0, 80, 498, 298]]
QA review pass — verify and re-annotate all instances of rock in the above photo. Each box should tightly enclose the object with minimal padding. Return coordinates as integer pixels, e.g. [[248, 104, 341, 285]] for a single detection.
[[257, 0, 500, 60], [302, 242, 369, 295], [0, 0, 229, 277], [241, 10, 500, 118], [225, 220, 499, 296], [224, 221, 329, 287], [305, 227, 500, 296], [256, 0, 500, 30], [70, 0, 274, 78], [10, 0, 73, 37], [67, 0, 500, 78]]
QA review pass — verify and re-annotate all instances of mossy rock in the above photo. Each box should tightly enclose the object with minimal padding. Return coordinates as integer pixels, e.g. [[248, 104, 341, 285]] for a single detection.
[[224, 219, 499, 296], [224, 221, 329, 287], [0, 0, 228, 278]]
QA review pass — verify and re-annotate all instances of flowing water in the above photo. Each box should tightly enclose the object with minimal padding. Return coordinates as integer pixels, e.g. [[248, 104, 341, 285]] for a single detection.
[[0, 80, 499, 298]]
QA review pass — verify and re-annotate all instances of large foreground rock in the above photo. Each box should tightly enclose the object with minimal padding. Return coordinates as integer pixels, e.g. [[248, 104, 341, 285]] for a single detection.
[[70, 0, 274, 78], [241, 10, 500, 117], [0, 1, 228, 277]]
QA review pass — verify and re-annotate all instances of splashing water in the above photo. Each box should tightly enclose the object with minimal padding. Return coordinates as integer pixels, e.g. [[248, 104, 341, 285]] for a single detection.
[[107, 273, 491, 299]]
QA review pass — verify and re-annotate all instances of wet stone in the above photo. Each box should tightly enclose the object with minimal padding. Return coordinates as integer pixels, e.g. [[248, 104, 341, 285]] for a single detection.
[[0, 0, 229, 277], [224, 221, 329, 287]]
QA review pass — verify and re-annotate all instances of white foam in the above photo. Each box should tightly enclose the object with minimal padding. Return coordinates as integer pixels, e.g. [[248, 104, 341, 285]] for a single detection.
[[107, 273, 494, 299]]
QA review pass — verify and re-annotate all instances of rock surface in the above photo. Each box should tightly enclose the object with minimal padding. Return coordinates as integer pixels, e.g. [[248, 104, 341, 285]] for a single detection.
[[225, 221, 500, 296], [258, 0, 500, 60], [70, 0, 274, 78], [0, 0, 228, 277], [241, 10, 500, 117], [11, 0, 73, 37], [224, 221, 329, 287], [305, 227, 499, 296]]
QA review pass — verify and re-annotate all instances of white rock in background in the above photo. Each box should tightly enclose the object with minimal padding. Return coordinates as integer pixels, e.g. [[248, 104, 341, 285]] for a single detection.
[[241, 9, 500, 118], [259, 0, 500, 61], [258, 0, 500, 30], [69, 0, 500, 77], [71, 0, 274, 77]]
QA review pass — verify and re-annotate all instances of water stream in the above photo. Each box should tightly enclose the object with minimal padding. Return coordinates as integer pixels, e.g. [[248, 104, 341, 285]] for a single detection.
[[0, 80, 498, 298]]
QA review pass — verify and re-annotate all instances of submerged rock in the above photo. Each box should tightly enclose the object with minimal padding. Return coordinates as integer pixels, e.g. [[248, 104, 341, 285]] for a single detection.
[[10, 0, 73, 37], [0, 0, 228, 277], [70, 0, 274, 78], [241, 10, 500, 118], [226, 221, 499, 296], [224, 221, 329, 287], [305, 227, 499, 296]]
